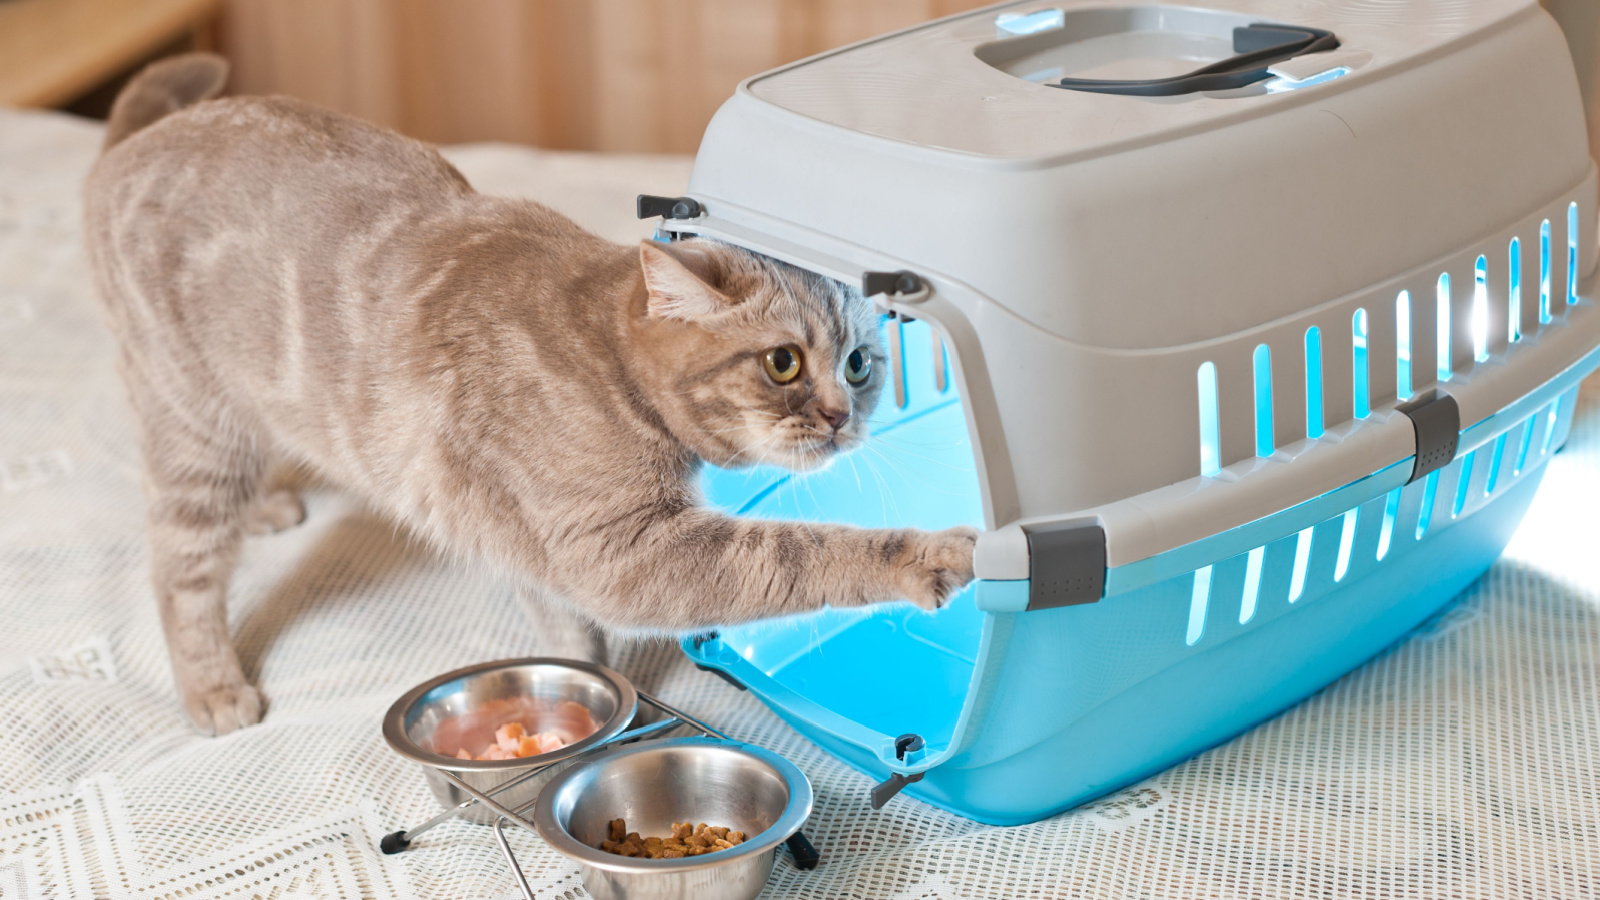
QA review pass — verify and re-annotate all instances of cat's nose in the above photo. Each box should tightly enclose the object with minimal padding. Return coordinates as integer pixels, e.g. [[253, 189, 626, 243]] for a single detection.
[[820, 407, 851, 431]]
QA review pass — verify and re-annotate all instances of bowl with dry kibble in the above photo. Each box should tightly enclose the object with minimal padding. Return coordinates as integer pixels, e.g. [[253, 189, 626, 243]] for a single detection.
[[533, 735, 813, 900]]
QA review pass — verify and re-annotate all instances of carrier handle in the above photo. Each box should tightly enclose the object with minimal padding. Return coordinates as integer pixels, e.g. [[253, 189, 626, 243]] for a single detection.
[[1051, 23, 1339, 97]]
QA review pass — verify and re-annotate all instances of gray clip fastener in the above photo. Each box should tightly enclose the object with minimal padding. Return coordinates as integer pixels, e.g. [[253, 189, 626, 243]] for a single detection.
[[1023, 521, 1107, 610], [1397, 389, 1460, 484]]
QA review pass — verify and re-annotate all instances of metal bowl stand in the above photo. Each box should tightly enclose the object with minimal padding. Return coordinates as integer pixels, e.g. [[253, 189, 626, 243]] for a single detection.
[[379, 689, 820, 899]]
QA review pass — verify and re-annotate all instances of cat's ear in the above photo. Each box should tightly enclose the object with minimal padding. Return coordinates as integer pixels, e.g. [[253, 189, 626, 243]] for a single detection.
[[639, 241, 736, 321]]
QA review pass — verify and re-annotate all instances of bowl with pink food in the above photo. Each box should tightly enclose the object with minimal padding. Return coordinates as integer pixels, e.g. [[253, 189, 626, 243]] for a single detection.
[[383, 658, 637, 824]]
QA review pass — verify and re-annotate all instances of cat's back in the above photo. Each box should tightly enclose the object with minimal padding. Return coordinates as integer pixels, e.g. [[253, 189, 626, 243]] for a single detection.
[[86, 95, 473, 311], [83, 94, 490, 424], [85, 94, 477, 360], [89, 94, 470, 219]]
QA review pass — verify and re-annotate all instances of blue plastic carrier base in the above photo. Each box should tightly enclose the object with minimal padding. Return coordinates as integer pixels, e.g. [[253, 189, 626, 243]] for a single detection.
[[684, 318, 1582, 825]]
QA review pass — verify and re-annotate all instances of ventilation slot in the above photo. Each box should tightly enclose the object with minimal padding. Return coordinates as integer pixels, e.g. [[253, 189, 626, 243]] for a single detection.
[[1485, 431, 1507, 497], [1187, 565, 1212, 645], [1437, 272, 1452, 382], [1569, 201, 1580, 309], [1198, 362, 1220, 477], [1253, 344, 1274, 457], [1540, 396, 1562, 456], [1514, 417, 1535, 476], [1416, 470, 1440, 540], [1352, 309, 1370, 419], [1472, 255, 1489, 363], [1376, 488, 1401, 561], [1334, 507, 1358, 582], [1396, 290, 1413, 400], [1541, 219, 1553, 324], [1452, 451, 1475, 518], [1288, 527, 1313, 602], [1240, 546, 1264, 624], [1509, 237, 1522, 343], [889, 315, 908, 409], [1304, 327, 1324, 440]]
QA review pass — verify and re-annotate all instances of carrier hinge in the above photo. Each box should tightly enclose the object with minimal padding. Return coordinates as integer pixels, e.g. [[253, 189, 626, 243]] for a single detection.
[[869, 735, 928, 809], [636, 194, 703, 220], [870, 771, 924, 809], [862, 270, 927, 300], [1023, 521, 1107, 610], [1397, 389, 1460, 484]]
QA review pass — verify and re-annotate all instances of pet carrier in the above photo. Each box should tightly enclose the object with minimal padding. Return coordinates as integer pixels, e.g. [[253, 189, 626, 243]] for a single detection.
[[653, 0, 1600, 825]]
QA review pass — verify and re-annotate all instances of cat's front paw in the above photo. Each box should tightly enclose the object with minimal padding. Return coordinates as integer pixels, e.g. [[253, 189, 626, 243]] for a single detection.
[[894, 526, 977, 611]]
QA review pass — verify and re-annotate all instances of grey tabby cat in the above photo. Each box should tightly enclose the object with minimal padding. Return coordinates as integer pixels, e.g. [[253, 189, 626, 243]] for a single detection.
[[84, 55, 977, 735]]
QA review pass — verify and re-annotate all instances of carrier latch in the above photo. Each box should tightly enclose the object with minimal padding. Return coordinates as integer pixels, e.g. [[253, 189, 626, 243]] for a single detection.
[[636, 194, 703, 220], [1023, 521, 1107, 610], [1397, 389, 1460, 484]]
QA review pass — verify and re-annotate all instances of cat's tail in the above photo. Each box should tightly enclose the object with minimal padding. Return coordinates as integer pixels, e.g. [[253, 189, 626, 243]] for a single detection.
[[103, 53, 229, 150]]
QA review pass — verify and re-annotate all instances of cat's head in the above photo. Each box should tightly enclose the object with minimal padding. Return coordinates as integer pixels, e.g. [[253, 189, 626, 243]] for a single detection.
[[633, 239, 886, 472]]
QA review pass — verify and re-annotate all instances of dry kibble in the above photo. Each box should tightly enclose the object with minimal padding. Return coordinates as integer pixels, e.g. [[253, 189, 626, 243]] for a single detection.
[[598, 818, 749, 859]]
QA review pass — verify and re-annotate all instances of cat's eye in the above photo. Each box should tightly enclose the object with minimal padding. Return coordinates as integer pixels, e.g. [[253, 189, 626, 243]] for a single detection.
[[764, 345, 803, 384], [845, 347, 872, 385]]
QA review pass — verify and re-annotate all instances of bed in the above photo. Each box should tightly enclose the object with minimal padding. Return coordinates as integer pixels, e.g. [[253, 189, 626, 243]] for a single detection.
[[1, 105, 1596, 899]]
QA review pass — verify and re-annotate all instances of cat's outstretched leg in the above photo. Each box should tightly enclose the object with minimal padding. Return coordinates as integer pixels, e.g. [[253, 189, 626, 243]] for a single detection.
[[549, 509, 977, 632], [517, 583, 608, 664], [137, 396, 265, 735]]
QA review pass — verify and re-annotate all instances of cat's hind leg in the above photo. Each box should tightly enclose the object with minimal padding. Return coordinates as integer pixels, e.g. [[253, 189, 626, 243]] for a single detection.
[[137, 394, 267, 735], [243, 487, 305, 535]]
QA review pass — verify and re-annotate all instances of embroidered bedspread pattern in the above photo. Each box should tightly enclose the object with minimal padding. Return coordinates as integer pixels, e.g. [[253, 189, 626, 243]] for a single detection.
[[1, 107, 1597, 900]]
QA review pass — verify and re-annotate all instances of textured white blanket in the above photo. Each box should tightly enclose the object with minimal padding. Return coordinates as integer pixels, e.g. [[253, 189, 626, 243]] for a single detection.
[[1, 106, 1597, 900]]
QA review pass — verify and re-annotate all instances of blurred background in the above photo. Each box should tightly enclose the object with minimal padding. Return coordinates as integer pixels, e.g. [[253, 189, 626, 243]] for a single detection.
[[0, 0, 994, 154], [0, 0, 1597, 157]]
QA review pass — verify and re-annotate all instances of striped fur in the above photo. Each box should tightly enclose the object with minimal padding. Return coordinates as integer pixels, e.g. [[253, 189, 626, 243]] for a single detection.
[[84, 55, 976, 735]]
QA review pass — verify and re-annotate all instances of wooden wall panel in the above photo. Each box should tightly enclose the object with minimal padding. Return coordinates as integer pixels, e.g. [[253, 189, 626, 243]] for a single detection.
[[215, 0, 993, 153]]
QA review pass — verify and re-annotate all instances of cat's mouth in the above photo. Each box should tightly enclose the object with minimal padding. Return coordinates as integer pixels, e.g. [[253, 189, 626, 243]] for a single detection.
[[737, 417, 867, 472], [783, 432, 862, 471]]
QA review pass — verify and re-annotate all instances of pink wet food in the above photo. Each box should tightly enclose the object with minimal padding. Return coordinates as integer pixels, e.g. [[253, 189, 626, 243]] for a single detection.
[[429, 697, 599, 761]]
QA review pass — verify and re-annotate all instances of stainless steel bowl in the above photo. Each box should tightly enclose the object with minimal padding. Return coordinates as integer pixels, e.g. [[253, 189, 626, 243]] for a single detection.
[[383, 658, 637, 825], [533, 736, 813, 900]]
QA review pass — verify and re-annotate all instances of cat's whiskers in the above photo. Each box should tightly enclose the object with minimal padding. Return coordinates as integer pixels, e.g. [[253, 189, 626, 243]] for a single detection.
[[854, 447, 908, 524], [718, 422, 792, 469], [858, 434, 973, 474], [858, 442, 951, 485]]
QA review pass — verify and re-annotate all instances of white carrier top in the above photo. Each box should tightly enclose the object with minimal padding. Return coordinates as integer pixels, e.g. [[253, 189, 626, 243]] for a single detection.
[[661, 0, 1598, 578]]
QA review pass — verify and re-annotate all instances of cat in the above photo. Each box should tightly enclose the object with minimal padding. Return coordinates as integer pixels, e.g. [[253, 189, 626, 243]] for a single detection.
[[83, 54, 977, 735]]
